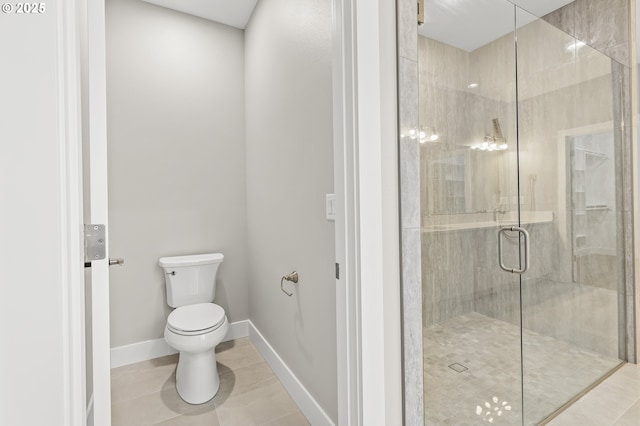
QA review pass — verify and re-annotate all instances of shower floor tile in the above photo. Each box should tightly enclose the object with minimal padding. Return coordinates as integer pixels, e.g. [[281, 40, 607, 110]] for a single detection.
[[424, 312, 622, 426], [111, 338, 309, 426]]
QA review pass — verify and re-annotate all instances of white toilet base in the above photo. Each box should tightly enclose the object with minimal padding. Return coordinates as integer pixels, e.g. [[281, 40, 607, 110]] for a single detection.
[[164, 314, 229, 405], [176, 349, 220, 404]]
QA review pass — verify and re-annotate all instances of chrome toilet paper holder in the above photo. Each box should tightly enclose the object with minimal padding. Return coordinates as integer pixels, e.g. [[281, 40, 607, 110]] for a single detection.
[[280, 271, 299, 297]]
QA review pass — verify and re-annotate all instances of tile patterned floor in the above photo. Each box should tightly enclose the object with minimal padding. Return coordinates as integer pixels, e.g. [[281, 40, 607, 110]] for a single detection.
[[111, 338, 310, 426], [424, 312, 623, 425], [112, 327, 637, 426], [549, 363, 640, 426]]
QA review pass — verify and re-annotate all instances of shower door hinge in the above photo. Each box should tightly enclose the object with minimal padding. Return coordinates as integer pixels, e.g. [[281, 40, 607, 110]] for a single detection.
[[336, 262, 340, 280], [84, 224, 106, 264], [417, 0, 424, 26]]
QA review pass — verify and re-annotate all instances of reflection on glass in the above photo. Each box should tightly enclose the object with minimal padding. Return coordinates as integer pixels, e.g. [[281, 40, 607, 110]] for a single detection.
[[476, 396, 513, 424]]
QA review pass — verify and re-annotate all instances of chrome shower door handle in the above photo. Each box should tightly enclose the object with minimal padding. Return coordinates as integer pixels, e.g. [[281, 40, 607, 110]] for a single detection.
[[498, 226, 530, 274]]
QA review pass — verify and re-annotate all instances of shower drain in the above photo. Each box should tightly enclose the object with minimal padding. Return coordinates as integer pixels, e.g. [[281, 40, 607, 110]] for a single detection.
[[448, 363, 468, 373]]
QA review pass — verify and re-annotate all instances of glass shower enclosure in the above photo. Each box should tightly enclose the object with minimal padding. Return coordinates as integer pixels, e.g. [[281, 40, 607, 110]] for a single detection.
[[414, 1, 632, 424]]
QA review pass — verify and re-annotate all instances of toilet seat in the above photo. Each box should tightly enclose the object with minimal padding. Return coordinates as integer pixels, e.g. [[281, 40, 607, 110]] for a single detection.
[[167, 303, 226, 336]]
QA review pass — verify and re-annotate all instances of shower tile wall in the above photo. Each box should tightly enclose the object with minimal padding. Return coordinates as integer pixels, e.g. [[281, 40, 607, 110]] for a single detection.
[[397, 0, 423, 425], [542, 0, 631, 67], [540, 1, 636, 360], [418, 39, 515, 217], [417, 13, 626, 358]]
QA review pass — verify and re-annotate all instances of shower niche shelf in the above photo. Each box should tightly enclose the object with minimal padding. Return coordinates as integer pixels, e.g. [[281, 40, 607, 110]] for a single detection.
[[585, 205, 610, 213]]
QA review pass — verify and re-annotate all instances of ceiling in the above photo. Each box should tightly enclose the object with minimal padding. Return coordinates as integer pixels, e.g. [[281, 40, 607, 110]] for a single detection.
[[142, 0, 572, 49], [140, 0, 639, 63], [140, 0, 258, 29], [420, 0, 575, 52]]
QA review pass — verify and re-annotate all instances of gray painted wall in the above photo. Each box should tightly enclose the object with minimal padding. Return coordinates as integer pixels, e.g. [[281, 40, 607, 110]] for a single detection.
[[245, 0, 337, 421], [106, 0, 337, 419], [106, 0, 248, 347]]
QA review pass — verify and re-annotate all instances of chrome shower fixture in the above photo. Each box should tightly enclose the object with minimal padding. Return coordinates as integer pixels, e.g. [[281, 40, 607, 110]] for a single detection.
[[471, 118, 508, 151], [492, 118, 505, 141]]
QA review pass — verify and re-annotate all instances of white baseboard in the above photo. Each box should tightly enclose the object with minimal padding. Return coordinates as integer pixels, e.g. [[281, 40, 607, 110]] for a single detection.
[[224, 319, 250, 341], [86, 394, 94, 426], [110, 337, 177, 369], [110, 320, 249, 368], [248, 322, 335, 426]]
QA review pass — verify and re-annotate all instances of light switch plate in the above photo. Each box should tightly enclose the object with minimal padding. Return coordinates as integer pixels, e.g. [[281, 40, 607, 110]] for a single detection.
[[326, 194, 336, 221]]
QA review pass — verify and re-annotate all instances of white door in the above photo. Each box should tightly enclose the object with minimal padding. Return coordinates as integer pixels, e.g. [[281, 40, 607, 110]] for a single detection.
[[84, 0, 112, 425], [2, 0, 88, 424]]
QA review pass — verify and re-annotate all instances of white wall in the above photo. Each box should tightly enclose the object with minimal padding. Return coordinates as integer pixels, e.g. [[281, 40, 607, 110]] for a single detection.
[[354, 0, 403, 423], [105, 0, 248, 347], [245, 0, 337, 421]]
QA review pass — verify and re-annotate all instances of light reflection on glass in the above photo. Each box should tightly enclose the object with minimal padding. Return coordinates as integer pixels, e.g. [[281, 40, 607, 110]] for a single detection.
[[476, 395, 512, 423]]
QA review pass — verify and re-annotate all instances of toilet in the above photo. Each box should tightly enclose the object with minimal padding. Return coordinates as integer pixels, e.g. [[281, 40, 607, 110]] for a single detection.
[[159, 253, 229, 404]]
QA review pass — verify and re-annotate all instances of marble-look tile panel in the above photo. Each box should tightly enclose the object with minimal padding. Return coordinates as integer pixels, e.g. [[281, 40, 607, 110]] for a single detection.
[[402, 228, 424, 426], [626, 295, 636, 363], [399, 56, 418, 134], [421, 229, 476, 326], [425, 218, 622, 357], [542, 0, 631, 67], [574, 0, 630, 67], [522, 280, 621, 358], [398, 3, 424, 424], [576, 254, 618, 291], [397, 0, 417, 61], [623, 211, 635, 295], [621, 64, 634, 214], [542, 2, 575, 37], [399, 57, 420, 229]]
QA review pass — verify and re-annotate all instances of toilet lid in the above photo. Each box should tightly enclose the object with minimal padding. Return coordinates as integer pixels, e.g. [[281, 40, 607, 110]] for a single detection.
[[167, 303, 226, 333]]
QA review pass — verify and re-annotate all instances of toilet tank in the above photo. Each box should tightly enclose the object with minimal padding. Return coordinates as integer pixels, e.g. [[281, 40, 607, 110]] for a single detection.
[[159, 253, 224, 308]]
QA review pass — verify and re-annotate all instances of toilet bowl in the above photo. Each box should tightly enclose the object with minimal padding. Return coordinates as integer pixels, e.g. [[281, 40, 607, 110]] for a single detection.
[[159, 253, 228, 404], [164, 303, 229, 404]]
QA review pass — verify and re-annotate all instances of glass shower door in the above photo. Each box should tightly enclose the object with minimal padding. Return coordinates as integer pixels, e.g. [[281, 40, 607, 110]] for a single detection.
[[515, 7, 626, 425], [419, 1, 524, 423], [418, 1, 628, 425]]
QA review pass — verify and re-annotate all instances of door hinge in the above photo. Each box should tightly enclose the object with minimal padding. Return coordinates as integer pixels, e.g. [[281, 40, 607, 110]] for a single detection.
[[336, 262, 340, 280], [418, 0, 424, 26], [84, 224, 106, 264]]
